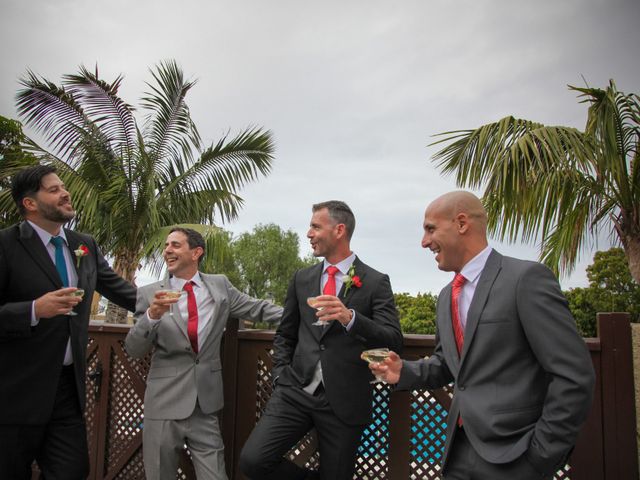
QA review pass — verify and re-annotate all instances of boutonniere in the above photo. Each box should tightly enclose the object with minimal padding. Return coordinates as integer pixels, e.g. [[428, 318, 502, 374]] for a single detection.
[[343, 264, 362, 296], [74, 244, 89, 268]]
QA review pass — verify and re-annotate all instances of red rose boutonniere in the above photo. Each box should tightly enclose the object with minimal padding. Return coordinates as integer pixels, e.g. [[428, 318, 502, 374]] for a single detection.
[[343, 264, 362, 296], [74, 244, 89, 268]]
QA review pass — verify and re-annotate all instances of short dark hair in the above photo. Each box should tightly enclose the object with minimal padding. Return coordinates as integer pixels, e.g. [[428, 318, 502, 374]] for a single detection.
[[169, 227, 206, 264], [312, 200, 356, 240], [11, 164, 57, 216]]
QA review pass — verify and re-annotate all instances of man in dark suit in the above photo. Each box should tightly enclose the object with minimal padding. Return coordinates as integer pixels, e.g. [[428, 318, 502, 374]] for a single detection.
[[0, 165, 136, 479], [370, 191, 595, 480], [239, 200, 403, 480]]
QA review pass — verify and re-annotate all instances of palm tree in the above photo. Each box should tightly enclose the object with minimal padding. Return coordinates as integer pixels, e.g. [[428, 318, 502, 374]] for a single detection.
[[9, 60, 275, 321], [431, 80, 640, 284]]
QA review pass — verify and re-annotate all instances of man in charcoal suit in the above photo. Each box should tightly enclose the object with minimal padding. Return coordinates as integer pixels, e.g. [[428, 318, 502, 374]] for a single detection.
[[0, 165, 136, 479], [240, 200, 403, 480], [370, 191, 595, 480], [125, 227, 282, 480]]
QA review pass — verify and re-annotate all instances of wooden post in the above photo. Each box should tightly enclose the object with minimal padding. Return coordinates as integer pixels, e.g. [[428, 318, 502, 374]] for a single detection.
[[388, 389, 411, 479], [222, 317, 241, 479], [598, 312, 639, 479]]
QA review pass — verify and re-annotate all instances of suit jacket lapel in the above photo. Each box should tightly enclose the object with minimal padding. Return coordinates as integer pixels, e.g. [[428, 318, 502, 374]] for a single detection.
[[320, 257, 364, 339], [65, 229, 84, 288], [197, 276, 223, 356], [460, 250, 502, 362], [338, 256, 363, 305], [17, 221, 62, 288], [303, 263, 324, 340], [440, 284, 462, 370]]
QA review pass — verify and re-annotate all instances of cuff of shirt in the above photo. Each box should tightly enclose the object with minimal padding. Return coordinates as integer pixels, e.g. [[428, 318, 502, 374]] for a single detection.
[[146, 308, 162, 324], [31, 301, 39, 326], [344, 309, 356, 331]]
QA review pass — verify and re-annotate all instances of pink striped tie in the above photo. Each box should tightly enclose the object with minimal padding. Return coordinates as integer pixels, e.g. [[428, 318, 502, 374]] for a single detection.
[[451, 273, 466, 356]]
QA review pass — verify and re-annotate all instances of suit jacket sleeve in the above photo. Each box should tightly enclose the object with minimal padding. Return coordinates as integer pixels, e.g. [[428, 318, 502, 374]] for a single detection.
[[398, 328, 454, 391], [519, 262, 595, 474], [346, 273, 403, 353], [92, 237, 136, 312], [0, 238, 32, 340], [124, 286, 158, 358], [271, 271, 301, 383], [223, 276, 283, 324]]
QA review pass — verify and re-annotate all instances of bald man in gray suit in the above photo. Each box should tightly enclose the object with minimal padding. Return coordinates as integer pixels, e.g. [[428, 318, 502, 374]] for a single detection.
[[371, 191, 595, 480]]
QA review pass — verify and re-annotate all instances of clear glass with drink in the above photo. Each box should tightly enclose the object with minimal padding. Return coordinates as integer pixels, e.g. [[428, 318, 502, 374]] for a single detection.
[[67, 288, 85, 316], [157, 289, 184, 316], [361, 348, 391, 383], [307, 296, 328, 326]]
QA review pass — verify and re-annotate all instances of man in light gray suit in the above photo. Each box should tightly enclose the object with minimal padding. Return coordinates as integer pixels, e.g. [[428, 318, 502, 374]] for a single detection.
[[125, 227, 282, 480], [370, 191, 595, 480]]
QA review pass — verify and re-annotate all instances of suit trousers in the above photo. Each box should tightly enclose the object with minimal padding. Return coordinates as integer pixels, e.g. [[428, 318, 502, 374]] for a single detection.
[[443, 428, 550, 480], [0, 365, 89, 480], [239, 385, 365, 480], [143, 403, 227, 480]]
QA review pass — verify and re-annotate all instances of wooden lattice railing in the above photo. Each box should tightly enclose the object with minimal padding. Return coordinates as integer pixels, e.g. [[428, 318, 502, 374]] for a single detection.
[[32, 313, 638, 479]]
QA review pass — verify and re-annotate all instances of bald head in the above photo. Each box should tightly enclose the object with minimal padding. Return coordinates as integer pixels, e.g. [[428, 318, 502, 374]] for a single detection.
[[422, 191, 489, 272], [429, 191, 488, 232]]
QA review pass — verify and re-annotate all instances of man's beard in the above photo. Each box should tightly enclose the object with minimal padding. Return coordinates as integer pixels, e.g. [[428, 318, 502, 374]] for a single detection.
[[40, 202, 75, 223]]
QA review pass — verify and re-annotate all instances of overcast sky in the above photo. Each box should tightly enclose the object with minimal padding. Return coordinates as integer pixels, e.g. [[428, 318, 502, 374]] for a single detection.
[[2, 0, 638, 294]]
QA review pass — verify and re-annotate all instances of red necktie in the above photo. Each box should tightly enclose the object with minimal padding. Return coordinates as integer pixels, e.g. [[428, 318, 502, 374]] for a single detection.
[[451, 273, 467, 427], [323, 266, 339, 296], [183, 281, 199, 353], [451, 273, 466, 356]]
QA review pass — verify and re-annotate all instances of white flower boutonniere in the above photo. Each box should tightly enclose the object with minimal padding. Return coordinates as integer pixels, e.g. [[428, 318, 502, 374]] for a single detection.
[[74, 244, 89, 268], [343, 264, 362, 296]]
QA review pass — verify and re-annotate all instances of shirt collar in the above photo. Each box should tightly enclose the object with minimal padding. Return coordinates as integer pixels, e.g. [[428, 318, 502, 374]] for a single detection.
[[28, 220, 68, 246], [460, 245, 492, 284], [323, 252, 356, 275], [170, 271, 203, 290]]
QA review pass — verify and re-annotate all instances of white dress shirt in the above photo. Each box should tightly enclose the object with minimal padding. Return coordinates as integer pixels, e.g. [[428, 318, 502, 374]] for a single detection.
[[148, 272, 215, 351], [28, 221, 78, 365], [322, 252, 357, 329]]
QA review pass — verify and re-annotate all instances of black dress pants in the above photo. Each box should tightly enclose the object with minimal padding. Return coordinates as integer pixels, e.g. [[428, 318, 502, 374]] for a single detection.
[[239, 385, 365, 480], [0, 366, 89, 480]]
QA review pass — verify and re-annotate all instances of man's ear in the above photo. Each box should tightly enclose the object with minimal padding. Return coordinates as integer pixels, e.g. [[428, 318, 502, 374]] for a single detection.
[[456, 213, 469, 234], [22, 196, 37, 213], [193, 246, 205, 262]]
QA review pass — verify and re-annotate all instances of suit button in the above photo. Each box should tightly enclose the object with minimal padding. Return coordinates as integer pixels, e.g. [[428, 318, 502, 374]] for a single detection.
[[195, 359, 199, 364], [320, 345, 325, 351], [459, 386, 465, 391], [185, 347, 190, 351]]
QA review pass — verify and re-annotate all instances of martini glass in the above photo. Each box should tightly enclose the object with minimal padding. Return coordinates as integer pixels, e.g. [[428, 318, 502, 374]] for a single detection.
[[307, 296, 328, 327], [360, 348, 391, 383], [67, 288, 85, 316], [157, 289, 185, 316]]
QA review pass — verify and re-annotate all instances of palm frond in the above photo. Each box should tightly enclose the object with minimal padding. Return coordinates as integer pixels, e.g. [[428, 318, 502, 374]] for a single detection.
[[16, 70, 97, 160], [141, 60, 201, 171], [156, 127, 274, 223], [63, 65, 138, 160], [432, 81, 640, 280]]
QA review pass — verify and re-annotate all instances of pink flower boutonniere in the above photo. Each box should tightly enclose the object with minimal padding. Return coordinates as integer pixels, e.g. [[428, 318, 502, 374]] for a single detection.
[[343, 264, 362, 296], [74, 244, 89, 268]]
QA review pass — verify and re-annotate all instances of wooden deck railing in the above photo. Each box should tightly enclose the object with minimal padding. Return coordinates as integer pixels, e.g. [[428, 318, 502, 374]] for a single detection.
[[33, 312, 638, 479]]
